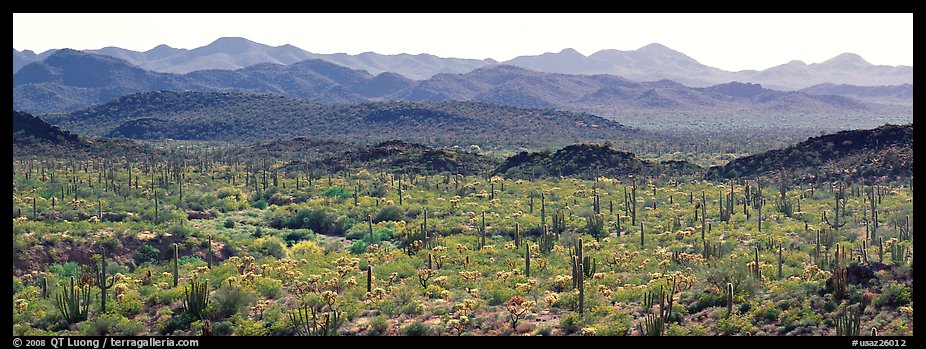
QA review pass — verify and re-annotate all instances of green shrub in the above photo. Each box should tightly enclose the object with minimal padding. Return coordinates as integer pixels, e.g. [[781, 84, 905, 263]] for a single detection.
[[374, 206, 405, 223], [255, 236, 285, 259], [716, 312, 756, 335], [876, 281, 911, 306], [213, 286, 255, 319], [255, 277, 283, 299], [596, 312, 632, 336], [559, 312, 583, 335], [321, 187, 351, 199], [135, 244, 161, 265], [252, 199, 268, 210], [213, 321, 234, 336], [224, 220, 236, 229], [401, 322, 431, 336], [48, 262, 79, 278], [368, 316, 389, 335]]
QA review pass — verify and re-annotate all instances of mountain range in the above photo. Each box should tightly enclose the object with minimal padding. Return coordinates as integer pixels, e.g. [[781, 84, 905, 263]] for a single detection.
[[13, 49, 912, 131], [41, 90, 632, 150], [14, 37, 912, 89]]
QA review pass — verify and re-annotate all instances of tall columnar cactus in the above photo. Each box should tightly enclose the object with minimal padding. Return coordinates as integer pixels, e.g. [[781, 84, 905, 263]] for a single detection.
[[572, 254, 586, 314], [173, 244, 180, 288], [368, 215, 374, 244], [640, 222, 645, 249], [778, 242, 783, 280], [756, 176, 763, 232], [207, 235, 214, 269], [878, 237, 884, 263], [867, 187, 879, 240], [183, 279, 209, 319], [41, 273, 49, 299], [726, 282, 734, 316], [835, 303, 863, 336], [366, 265, 373, 293], [540, 225, 554, 255], [397, 175, 403, 205], [833, 268, 848, 299], [752, 246, 761, 279], [95, 250, 116, 313], [525, 242, 531, 278], [823, 183, 848, 231], [55, 276, 91, 324], [514, 222, 521, 248], [540, 193, 546, 229], [480, 211, 486, 249], [700, 192, 707, 242], [643, 276, 677, 336], [571, 238, 596, 289], [154, 189, 159, 225], [631, 178, 637, 226]]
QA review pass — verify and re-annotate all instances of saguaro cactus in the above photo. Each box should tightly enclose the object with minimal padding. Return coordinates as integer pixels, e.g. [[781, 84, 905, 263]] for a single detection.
[[95, 250, 116, 313], [366, 265, 373, 293], [726, 282, 734, 316], [525, 242, 531, 277], [823, 183, 848, 231], [173, 244, 180, 287]]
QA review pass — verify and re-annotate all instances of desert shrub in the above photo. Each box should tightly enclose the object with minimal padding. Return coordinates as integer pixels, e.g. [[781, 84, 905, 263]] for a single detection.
[[135, 244, 161, 265], [368, 316, 389, 335], [213, 286, 255, 319], [48, 262, 79, 278], [374, 205, 404, 223], [255, 277, 283, 299], [254, 236, 285, 258], [716, 312, 757, 335], [596, 312, 633, 336], [876, 281, 911, 306], [224, 219, 235, 229], [401, 322, 431, 336], [559, 312, 583, 335], [321, 186, 351, 199]]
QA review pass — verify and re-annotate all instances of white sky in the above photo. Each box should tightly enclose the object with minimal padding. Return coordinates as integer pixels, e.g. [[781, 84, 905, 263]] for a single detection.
[[12, 13, 913, 71]]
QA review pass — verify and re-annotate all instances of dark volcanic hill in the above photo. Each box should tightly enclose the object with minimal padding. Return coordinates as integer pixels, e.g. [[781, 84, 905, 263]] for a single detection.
[[495, 143, 701, 180], [45, 91, 631, 150], [705, 124, 913, 182], [14, 110, 80, 145], [314, 140, 497, 176], [13, 110, 152, 158]]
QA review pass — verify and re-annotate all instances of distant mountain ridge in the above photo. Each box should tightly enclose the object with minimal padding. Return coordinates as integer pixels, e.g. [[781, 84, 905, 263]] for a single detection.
[[44, 90, 632, 150], [14, 37, 911, 89], [14, 49, 911, 131], [13, 37, 495, 80]]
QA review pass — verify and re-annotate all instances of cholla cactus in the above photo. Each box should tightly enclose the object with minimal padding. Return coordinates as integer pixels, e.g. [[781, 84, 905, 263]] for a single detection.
[[504, 296, 536, 330]]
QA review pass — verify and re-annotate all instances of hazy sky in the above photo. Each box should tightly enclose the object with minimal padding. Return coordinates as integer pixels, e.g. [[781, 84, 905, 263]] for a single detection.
[[12, 13, 913, 71]]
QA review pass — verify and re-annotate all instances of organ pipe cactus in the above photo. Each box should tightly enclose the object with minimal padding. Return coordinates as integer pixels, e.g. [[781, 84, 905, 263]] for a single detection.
[[55, 276, 91, 324], [183, 279, 209, 319], [643, 276, 677, 336]]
